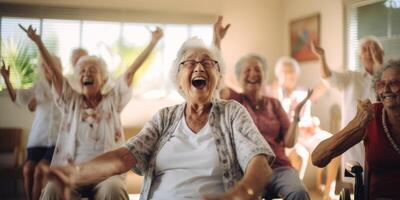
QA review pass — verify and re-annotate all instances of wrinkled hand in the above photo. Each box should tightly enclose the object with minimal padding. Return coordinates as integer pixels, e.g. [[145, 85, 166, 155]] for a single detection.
[[203, 183, 255, 200], [19, 24, 41, 43], [294, 89, 313, 115], [310, 42, 325, 59], [213, 16, 231, 43], [368, 43, 383, 66], [0, 59, 10, 79], [150, 26, 163, 42], [43, 163, 78, 200], [353, 99, 375, 127]]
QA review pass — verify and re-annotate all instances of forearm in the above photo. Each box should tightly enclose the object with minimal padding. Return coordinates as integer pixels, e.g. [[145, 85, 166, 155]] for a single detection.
[[239, 155, 272, 197], [33, 40, 63, 93], [75, 147, 136, 187], [124, 39, 158, 85], [284, 117, 300, 148], [311, 120, 365, 168], [319, 56, 332, 79], [3, 76, 16, 102]]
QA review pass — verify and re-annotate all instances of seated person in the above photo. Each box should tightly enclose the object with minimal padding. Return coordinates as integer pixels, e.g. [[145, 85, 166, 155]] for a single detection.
[[312, 60, 400, 199], [41, 36, 275, 200], [20, 24, 163, 200]]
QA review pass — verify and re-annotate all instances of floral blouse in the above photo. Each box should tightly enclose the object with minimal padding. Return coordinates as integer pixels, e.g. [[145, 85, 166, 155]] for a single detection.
[[51, 76, 132, 166], [125, 100, 276, 200]]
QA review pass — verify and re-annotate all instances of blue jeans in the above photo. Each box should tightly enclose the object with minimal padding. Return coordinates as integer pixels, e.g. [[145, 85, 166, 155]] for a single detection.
[[264, 167, 310, 200]]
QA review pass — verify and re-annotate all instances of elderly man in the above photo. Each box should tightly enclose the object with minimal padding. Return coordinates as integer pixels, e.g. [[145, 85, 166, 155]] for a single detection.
[[311, 36, 384, 183]]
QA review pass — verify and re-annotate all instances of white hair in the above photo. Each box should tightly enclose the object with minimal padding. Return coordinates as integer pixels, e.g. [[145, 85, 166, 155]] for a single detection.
[[74, 55, 109, 80], [274, 57, 300, 78], [359, 36, 383, 53], [234, 54, 268, 79], [169, 37, 226, 99]]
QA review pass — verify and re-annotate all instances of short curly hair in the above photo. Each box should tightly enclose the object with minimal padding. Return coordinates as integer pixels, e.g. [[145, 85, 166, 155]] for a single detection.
[[234, 54, 268, 80], [169, 37, 226, 99]]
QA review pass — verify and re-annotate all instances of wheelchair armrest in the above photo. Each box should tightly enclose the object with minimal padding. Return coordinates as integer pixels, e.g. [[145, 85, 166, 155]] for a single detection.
[[345, 161, 363, 177]]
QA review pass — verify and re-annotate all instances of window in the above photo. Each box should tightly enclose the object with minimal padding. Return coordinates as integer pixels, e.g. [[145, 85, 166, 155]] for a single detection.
[[0, 9, 213, 100], [346, 0, 400, 70]]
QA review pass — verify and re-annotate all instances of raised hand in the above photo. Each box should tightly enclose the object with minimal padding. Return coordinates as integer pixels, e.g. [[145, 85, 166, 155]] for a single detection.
[[294, 89, 313, 115], [19, 24, 41, 43], [213, 16, 231, 42], [0, 59, 10, 79], [150, 26, 163, 43], [353, 99, 375, 127], [310, 42, 325, 59], [368, 43, 383, 66]]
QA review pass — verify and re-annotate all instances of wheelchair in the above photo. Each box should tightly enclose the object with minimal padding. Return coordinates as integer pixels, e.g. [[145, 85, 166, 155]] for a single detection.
[[339, 161, 368, 200]]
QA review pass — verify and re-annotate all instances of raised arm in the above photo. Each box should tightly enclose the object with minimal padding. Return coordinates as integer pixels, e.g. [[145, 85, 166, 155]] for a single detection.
[[311, 42, 332, 79], [284, 89, 313, 148], [19, 25, 63, 95], [311, 99, 374, 168], [204, 155, 272, 200], [44, 147, 136, 200], [212, 16, 230, 49], [124, 27, 163, 85], [0, 60, 16, 102]]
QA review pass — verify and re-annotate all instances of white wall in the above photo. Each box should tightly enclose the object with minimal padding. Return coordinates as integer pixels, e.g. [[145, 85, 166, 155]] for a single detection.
[[281, 0, 344, 132]]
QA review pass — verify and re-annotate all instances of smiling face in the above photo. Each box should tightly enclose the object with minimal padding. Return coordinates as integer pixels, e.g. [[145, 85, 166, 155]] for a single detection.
[[78, 61, 106, 97], [238, 57, 264, 95], [177, 48, 220, 104], [376, 67, 400, 109]]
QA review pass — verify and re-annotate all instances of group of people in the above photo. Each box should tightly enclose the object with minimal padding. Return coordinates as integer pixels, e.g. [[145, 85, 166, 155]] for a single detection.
[[0, 16, 399, 200]]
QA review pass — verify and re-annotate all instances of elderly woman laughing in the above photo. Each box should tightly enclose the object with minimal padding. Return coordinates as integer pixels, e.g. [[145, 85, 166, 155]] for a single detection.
[[20, 24, 163, 200], [40, 37, 275, 200]]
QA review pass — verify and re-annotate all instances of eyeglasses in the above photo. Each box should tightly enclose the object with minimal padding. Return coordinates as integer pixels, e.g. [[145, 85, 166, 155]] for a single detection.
[[375, 79, 400, 93], [179, 59, 219, 71]]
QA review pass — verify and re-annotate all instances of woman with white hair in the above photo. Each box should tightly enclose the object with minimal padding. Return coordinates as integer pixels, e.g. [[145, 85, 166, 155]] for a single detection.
[[37, 33, 276, 200], [215, 16, 311, 200], [0, 55, 62, 200], [20, 24, 163, 200]]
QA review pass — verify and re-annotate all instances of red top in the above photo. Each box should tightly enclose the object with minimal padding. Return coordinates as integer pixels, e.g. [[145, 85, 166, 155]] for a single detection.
[[364, 103, 400, 199], [227, 89, 291, 169]]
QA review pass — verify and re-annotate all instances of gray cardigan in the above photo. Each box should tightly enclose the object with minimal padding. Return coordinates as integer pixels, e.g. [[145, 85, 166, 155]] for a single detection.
[[125, 99, 275, 200]]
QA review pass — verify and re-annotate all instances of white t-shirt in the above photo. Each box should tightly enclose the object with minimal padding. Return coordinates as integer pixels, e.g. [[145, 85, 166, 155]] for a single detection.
[[149, 116, 225, 200], [15, 80, 61, 147]]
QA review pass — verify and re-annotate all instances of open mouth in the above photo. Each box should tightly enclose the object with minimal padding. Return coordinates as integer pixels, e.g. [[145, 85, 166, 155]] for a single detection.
[[246, 79, 260, 84], [191, 76, 207, 89], [382, 93, 397, 100], [83, 79, 94, 86]]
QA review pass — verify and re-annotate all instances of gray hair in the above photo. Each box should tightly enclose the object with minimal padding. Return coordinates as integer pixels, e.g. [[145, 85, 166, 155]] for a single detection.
[[74, 55, 109, 80], [274, 56, 300, 78], [372, 59, 400, 95], [234, 54, 268, 79], [170, 37, 225, 99], [359, 36, 383, 53]]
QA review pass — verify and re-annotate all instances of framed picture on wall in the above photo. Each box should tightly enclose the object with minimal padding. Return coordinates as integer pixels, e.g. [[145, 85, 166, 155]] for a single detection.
[[290, 13, 320, 62]]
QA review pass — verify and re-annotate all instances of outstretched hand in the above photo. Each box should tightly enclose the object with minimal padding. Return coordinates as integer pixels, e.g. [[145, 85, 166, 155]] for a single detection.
[[294, 89, 313, 115], [19, 24, 41, 43], [42, 162, 78, 200], [213, 16, 231, 42], [150, 26, 164, 43], [310, 42, 325, 59], [0, 59, 10, 79]]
